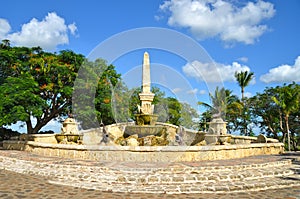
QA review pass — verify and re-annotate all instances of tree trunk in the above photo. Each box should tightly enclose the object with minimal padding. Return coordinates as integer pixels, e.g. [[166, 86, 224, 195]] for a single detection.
[[242, 104, 247, 136], [26, 120, 33, 134], [291, 132, 297, 151], [273, 132, 279, 140], [285, 115, 291, 151], [278, 112, 286, 144], [266, 123, 279, 139], [26, 115, 56, 134], [31, 124, 43, 134], [240, 88, 248, 136], [241, 87, 244, 101], [26, 120, 41, 134]]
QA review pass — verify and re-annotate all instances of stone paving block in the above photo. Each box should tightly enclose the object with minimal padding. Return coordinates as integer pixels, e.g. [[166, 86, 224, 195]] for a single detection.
[[207, 175, 220, 181], [196, 175, 208, 181], [147, 176, 159, 183], [185, 176, 196, 181], [215, 185, 230, 191], [172, 176, 184, 182]]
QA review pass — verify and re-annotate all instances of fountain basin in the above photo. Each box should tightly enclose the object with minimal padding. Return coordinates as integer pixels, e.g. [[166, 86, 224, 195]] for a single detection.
[[2, 140, 284, 162], [124, 125, 166, 138], [55, 134, 81, 143]]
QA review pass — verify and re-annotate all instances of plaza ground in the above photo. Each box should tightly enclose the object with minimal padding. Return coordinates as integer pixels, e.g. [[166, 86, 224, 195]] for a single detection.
[[0, 149, 300, 199]]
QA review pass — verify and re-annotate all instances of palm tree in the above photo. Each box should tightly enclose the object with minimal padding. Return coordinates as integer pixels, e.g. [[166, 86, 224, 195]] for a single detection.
[[234, 71, 254, 101], [235, 71, 254, 135], [0, 39, 10, 49], [198, 87, 242, 122], [272, 83, 300, 151], [198, 87, 227, 118]]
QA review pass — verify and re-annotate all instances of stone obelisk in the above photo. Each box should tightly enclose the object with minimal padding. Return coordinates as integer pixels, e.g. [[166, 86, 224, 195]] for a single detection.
[[138, 52, 155, 115], [142, 52, 151, 93]]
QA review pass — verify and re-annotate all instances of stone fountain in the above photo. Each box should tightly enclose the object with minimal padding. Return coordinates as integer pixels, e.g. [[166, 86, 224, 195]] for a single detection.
[[204, 117, 231, 145], [55, 117, 82, 144], [123, 52, 166, 141], [78, 52, 280, 148], [2, 52, 284, 164]]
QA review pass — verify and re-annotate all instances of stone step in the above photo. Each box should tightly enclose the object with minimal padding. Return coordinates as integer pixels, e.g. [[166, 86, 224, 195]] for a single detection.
[[48, 173, 300, 194], [117, 159, 293, 173], [1, 155, 296, 184], [1, 151, 300, 194], [184, 174, 300, 193], [41, 161, 298, 194], [111, 166, 297, 185]]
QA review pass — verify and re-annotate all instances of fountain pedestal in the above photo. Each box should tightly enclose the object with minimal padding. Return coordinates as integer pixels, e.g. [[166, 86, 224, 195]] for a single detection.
[[55, 117, 81, 144], [135, 114, 158, 125], [124, 125, 166, 138], [205, 118, 230, 145]]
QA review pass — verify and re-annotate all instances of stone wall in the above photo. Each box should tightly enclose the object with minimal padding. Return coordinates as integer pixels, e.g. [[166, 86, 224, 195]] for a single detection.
[[230, 135, 257, 144], [19, 134, 57, 144], [3, 140, 284, 162], [81, 122, 134, 145]]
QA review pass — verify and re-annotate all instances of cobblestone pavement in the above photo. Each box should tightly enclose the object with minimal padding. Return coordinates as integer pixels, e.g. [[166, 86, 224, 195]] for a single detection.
[[1, 169, 300, 199], [0, 149, 300, 198]]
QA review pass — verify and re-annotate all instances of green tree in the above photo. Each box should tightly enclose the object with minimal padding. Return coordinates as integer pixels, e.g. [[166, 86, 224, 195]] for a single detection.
[[198, 87, 227, 118], [72, 59, 101, 129], [272, 83, 300, 151], [110, 80, 132, 124], [180, 102, 199, 129], [289, 112, 300, 150], [72, 59, 122, 129], [95, 63, 122, 125], [0, 44, 84, 134], [164, 97, 182, 126], [234, 70, 254, 135], [198, 110, 212, 132], [198, 87, 241, 118], [198, 87, 242, 133], [234, 71, 254, 100], [0, 39, 10, 48], [250, 83, 300, 150], [248, 87, 281, 139]]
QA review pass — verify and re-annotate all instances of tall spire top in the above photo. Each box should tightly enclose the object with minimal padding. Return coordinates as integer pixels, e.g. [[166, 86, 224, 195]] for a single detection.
[[142, 52, 151, 93]]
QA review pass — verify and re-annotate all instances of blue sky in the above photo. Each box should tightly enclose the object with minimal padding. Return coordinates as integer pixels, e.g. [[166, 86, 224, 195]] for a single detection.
[[1, 0, 300, 132]]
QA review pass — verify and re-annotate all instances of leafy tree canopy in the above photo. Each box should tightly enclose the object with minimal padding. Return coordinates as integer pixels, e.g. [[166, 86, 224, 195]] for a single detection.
[[0, 42, 85, 134]]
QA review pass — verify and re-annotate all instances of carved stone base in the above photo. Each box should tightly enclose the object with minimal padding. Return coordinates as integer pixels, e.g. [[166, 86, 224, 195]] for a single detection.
[[208, 118, 227, 135], [135, 114, 158, 125]]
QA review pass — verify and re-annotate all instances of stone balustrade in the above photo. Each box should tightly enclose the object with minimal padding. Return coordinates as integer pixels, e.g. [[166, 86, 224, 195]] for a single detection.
[[3, 140, 284, 162]]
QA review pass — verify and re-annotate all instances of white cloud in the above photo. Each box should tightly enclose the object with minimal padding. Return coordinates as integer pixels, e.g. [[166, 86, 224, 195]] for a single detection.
[[159, 0, 275, 44], [4, 12, 77, 51], [0, 18, 11, 39], [244, 92, 253, 98], [260, 56, 300, 83], [187, 88, 198, 94], [199, 89, 206, 95], [183, 60, 251, 83], [68, 23, 78, 35], [237, 56, 248, 63], [154, 15, 163, 21], [172, 87, 182, 93]]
